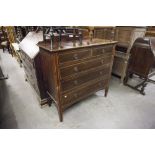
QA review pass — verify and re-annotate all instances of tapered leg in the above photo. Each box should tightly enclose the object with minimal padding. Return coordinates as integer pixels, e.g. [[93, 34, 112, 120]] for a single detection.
[[57, 105, 63, 122], [105, 87, 109, 97]]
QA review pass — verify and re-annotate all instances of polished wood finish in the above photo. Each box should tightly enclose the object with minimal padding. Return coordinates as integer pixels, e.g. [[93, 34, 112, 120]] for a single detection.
[[112, 27, 146, 82], [38, 39, 117, 121]]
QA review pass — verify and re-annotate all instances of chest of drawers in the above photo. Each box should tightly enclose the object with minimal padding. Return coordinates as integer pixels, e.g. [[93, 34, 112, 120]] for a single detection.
[[38, 39, 117, 121]]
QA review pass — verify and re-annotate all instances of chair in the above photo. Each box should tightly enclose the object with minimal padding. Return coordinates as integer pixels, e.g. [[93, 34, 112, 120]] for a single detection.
[[0, 29, 10, 53], [124, 37, 155, 95]]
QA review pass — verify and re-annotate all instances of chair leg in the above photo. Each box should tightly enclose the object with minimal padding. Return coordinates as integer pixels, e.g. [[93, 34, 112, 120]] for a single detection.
[[7, 45, 10, 53]]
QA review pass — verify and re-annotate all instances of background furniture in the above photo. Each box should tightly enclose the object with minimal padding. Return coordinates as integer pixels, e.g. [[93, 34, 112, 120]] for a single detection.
[[5, 26, 16, 56], [145, 26, 155, 37], [112, 26, 146, 82], [5, 26, 23, 66], [124, 37, 155, 95], [19, 31, 50, 106], [12, 43, 22, 67], [0, 53, 8, 80], [0, 27, 10, 53], [94, 26, 115, 41], [38, 38, 117, 121], [0, 66, 8, 80]]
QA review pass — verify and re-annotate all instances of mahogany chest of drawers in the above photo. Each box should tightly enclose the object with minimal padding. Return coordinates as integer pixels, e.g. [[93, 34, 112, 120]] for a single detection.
[[38, 39, 117, 121]]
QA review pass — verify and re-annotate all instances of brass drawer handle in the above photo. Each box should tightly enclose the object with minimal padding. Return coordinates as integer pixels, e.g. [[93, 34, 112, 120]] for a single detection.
[[74, 80, 78, 85], [64, 95, 67, 98], [74, 66, 78, 72], [73, 53, 78, 60]]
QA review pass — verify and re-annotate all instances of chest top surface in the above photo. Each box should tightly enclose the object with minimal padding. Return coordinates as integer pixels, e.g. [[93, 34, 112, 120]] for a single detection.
[[38, 38, 117, 53]]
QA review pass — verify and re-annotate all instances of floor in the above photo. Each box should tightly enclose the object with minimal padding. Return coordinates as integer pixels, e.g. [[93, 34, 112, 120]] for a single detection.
[[0, 50, 155, 129]]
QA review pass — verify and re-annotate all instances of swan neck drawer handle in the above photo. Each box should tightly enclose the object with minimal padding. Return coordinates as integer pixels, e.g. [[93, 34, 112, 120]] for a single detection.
[[64, 95, 67, 98]]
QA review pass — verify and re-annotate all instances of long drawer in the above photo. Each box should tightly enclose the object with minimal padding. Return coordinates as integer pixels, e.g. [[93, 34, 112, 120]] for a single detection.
[[20, 50, 34, 64], [61, 65, 110, 92], [58, 45, 113, 65], [22, 55, 34, 71], [25, 71, 40, 96], [60, 56, 111, 78], [58, 48, 91, 64], [22, 61, 36, 81], [61, 79, 108, 109]]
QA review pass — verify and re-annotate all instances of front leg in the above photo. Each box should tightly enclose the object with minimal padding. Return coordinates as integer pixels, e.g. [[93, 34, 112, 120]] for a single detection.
[[105, 87, 109, 97]]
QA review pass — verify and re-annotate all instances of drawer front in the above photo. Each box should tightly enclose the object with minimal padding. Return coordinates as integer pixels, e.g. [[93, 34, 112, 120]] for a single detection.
[[25, 72, 40, 95], [21, 50, 34, 64], [61, 79, 108, 108], [59, 48, 91, 64], [22, 61, 36, 80], [22, 59, 35, 74], [61, 65, 110, 92], [60, 56, 111, 78], [92, 45, 113, 56]]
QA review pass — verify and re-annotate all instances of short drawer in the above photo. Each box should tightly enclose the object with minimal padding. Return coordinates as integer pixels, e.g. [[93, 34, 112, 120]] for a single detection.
[[59, 48, 91, 64], [61, 66, 110, 92], [21, 50, 34, 64], [22, 59, 34, 72], [60, 56, 111, 78], [25, 73, 40, 95], [61, 79, 108, 108], [22, 62, 36, 78], [92, 45, 113, 56]]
